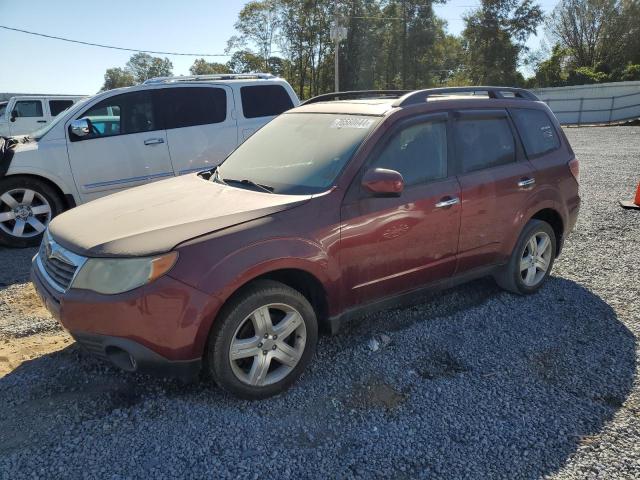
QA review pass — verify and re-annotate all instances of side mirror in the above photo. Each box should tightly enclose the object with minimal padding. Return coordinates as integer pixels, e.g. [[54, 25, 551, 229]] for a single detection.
[[362, 168, 404, 197], [70, 118, 90, 137], [10, 110, 18, 122]]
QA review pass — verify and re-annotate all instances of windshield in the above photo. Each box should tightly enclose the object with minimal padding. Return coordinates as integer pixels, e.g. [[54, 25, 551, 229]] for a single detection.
[[218, 113, 380, 195], [30, 98, 89, 141], [0, 102, 7, 119]]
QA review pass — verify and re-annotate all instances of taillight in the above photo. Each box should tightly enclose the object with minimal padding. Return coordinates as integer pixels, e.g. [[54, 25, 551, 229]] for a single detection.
[[568, 158, 579, 183]]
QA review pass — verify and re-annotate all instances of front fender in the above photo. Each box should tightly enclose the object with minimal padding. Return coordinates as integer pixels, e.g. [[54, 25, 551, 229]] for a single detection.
[[200, 237, 331, 299], [6, 138, 80, 202], [173, 236, 334, 358]]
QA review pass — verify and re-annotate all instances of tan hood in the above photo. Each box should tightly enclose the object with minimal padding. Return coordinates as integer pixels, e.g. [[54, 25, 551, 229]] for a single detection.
[[49, 174, 311, 257]]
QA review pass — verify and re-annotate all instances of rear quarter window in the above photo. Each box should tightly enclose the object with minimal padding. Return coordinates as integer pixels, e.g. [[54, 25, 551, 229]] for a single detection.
[[511, 108, 560, 157], [240, 85, 294, 119]]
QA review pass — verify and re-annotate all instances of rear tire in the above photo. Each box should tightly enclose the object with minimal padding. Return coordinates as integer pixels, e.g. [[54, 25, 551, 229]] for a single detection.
[[0, 176, 65, 248], [206, 280, 318, 400], [494, 219, 556, 295]]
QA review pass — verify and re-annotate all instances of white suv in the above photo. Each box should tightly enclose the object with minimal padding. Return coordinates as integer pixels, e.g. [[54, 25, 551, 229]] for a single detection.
[[0, 74, 299, 247], [0, 95, 86, 137]]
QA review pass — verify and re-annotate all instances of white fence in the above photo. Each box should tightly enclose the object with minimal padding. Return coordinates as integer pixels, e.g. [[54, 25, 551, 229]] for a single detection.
[[532, 81, 640, 125]]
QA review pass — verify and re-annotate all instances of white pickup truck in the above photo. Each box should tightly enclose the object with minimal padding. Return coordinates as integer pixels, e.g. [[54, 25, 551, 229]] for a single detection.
[[0, 95, 86, 137], [0, 74, 299, 247]]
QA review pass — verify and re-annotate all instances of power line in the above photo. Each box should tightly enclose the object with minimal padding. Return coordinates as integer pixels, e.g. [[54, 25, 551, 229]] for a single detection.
[[0, 25, 230, 57]]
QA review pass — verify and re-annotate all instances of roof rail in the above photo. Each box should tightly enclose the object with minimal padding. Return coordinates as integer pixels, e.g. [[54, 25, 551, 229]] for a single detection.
[[301, 90, 410, 105], [143, 73, 277, 84], [393, 86, 539, 107]]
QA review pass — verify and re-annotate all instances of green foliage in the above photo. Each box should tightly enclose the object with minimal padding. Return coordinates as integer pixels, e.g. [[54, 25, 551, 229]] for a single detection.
[[227, 50, 266, 73], [534, 0, 639, 86], [125, 53, 173, 83], [100, 53, 173, 91], [462, 0, 543, 85], [567, 66, 610, 84], [101, 68, 135, 91], [529, 45, 569, 88], [189, 59, 231, 75], [621, 63, 640, 81]]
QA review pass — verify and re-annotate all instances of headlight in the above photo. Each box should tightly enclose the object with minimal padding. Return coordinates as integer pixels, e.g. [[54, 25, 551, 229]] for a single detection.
[[71, 252, 178, 295]]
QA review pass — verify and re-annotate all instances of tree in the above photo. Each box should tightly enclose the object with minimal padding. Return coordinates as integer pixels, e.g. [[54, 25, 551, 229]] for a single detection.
[[227, 50, 265, 73], [529, 44, 569, 87], [230, 0, 281, 71], [462, 0, 543, 85], [547, 0, 623, 69], [125, 53, 173, 82], [189, 59, 232, 75], [101, 67, 135, 91]]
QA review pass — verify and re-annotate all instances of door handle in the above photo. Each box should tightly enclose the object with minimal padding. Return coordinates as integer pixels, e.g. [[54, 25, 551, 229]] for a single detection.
[[518, 177, 536, 188], [435, 196, 460, 208], [144, 138, 165, 145], [36, 120, 47, 123]]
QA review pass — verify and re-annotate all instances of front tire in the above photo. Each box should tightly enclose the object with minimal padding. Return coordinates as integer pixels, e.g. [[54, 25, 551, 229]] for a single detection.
[[206, 280, 318, 399], [0, 176, 65, 248], [494, 219, 556, 295]]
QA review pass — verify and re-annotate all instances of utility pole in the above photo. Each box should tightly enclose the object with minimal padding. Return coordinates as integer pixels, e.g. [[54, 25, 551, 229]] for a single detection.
[[330, 17, 347, 92]]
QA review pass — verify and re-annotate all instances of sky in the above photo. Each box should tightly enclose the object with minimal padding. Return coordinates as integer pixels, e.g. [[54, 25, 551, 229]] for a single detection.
[[0, 0, 558, 95]]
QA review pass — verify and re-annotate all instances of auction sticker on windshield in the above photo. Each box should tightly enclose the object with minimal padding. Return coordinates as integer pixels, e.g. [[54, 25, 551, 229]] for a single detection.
[[330, 117, 376, 129]]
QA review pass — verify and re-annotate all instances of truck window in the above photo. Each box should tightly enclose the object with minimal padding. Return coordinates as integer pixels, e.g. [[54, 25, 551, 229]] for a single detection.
[[14, 100, 44, 117], [240, 85, 293, 118], [161, 87, 226, 129], [49, 100, 74, 117], [75, 91, 157, 140]]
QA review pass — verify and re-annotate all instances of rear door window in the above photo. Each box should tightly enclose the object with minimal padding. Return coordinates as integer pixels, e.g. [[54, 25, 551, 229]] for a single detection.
[[161, 87, 227, 129], [240, 85, 294, 118], [14, 100, 43, 117], [49, 100, 74, 117], [454, 113, 515, 173], [510, 108, 560, 157]]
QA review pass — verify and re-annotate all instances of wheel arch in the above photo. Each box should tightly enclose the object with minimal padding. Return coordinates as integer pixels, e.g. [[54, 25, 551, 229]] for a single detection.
[[529, 207, 564, 256], [1, 173, 75, 210], [214, 267, 330, 334]]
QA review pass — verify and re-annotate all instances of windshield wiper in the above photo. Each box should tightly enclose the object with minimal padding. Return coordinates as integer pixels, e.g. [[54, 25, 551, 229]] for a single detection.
[[223, 178, 274, 194], [206, 165, 225, 184], [208, 167, 274, 193]]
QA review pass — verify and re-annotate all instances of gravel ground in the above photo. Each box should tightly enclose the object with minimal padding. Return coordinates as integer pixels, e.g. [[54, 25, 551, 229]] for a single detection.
[[0, 126, 639, 479]]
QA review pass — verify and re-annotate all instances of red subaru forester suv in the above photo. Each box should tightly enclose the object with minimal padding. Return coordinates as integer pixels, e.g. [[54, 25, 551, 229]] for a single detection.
[[32, 87, 580, 399]]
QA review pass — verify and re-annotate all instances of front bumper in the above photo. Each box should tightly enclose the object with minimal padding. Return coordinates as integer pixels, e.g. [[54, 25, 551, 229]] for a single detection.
[[72, 332, 201, 379], [31, 257, 219, 379]]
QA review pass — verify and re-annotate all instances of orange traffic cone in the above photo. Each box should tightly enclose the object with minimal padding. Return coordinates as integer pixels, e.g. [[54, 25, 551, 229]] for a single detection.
[[620, 182, 640, 210]]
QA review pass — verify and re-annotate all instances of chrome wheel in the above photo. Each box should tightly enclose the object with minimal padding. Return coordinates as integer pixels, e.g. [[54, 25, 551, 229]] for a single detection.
[[520, 231, 552, 287], [229, 303, 307, 387], [0, 188, 51, 238]]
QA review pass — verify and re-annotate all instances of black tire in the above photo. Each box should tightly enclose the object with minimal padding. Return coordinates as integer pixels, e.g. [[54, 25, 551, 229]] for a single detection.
[[206, 279, 318, 400], [0, 176, 66, 248], [494, 219, 557, 295]]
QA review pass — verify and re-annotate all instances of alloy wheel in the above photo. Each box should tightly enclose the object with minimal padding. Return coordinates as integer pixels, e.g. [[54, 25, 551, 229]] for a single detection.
[[229, 303, 307, 387], [0, 188, 52, 238], [520, 231, 552, 287]]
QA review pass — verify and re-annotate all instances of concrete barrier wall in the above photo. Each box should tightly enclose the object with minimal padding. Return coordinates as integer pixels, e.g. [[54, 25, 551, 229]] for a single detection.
[[533, 81, 640, 125]]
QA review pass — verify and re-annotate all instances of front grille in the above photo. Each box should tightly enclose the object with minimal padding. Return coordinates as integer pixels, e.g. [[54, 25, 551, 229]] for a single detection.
[[41, 254, 77, 290], [36, 233, 86, 292]]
